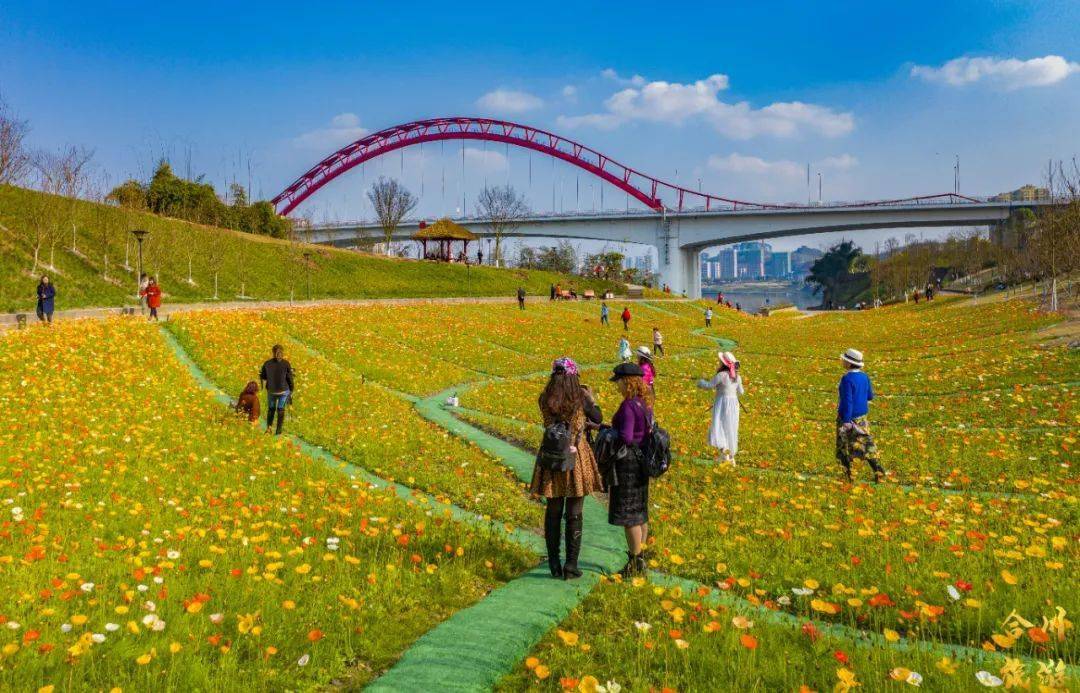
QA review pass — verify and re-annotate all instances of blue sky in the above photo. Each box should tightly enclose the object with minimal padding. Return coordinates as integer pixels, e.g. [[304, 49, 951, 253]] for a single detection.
[[2, 1, 1079, 253]]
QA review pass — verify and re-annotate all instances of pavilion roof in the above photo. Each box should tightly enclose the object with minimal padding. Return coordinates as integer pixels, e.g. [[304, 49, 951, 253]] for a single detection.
[[411, 218, 478, 241]]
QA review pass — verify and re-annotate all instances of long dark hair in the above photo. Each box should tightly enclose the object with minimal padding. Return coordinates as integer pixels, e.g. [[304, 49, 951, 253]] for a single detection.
[[540, 372, 583, 421]]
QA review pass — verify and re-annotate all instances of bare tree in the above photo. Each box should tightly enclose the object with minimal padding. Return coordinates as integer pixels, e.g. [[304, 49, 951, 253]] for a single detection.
[[32, 146, 94, 269], [366, 177, 416, 255], [90, 174, 117, 282], [0, 97, 31, 185], [476, 184, 528, 267]]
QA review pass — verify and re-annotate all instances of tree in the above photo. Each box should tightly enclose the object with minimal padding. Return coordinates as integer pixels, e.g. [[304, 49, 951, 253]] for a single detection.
[[476, 184, 528, 267], [582, 250, 626, 280], [367, 177, 416, 255], [805, 240, 862, 307], [32, 145, 94, 269], [0, 96, 31, 185]]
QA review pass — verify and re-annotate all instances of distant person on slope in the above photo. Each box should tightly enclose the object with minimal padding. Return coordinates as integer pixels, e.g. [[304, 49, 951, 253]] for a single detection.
[[235, 381, 261, 423], [836, 348, 885, 483], [35, 275, 56, 324], [517, 286, 526, 310], [704, 307, 713, 327], [621, 306, 631, 331], [600, 302, 610, 326], [531, 357, 603, 580], [617, 336, 632, 362], [696, 351, 744, 466], [550, 284, 556, 301], [652, 327, 664, 357], [260, 344, 295, 435], [140, 277, 162, 321]]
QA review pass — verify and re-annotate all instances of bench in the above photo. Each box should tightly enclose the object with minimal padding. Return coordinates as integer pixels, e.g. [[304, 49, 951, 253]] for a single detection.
[[583, 290, 596, 300]]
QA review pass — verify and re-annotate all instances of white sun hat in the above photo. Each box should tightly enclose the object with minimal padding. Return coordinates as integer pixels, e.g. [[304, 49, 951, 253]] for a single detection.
[[841, 348, 864, 368], [635, 345, 653, 360]]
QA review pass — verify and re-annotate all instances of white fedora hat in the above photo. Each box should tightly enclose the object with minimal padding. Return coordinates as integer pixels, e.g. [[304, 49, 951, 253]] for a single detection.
[[841, 348, 864, 368], [635, 345, 653, 360]]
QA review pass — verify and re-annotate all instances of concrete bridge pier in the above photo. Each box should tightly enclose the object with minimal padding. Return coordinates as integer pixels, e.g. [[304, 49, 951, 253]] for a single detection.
[[654, 216, 701, 299]]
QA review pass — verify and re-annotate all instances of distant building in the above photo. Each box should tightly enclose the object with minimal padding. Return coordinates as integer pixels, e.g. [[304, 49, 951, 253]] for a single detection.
[[990, 184, 1050, 203], [701, 242, 807, 282], [790, 246, 824, 277], [766, 251, 791, 278]]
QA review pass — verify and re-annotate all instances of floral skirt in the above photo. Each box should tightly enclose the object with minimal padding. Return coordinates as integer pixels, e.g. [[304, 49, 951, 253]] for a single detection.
[[530, 446, 604, 498], [835, 416, 882, 471]]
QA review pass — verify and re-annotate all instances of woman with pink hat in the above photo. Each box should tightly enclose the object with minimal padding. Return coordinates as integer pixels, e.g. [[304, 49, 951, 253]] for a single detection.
[[695, 351, 744, 466]]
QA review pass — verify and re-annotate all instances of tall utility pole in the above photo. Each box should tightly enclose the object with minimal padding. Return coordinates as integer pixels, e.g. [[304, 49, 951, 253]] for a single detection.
[[954, 155, 960, 194], [818, 173, 823, 205]]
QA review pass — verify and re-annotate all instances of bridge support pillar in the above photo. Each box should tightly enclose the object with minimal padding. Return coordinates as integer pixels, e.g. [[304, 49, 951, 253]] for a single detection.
[[654, 216, 701, 299]]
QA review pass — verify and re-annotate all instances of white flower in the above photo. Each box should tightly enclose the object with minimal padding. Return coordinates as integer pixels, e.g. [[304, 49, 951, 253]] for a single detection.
[[976, 671, 1003, 687], [209, 613, 225, 624], [166, 550, 180, 560], [60, 623, 73, 633], [137, 584, 149, 592], [298, 654, 310, 667], [153, 576, 164, 584], [6, 622, 20, 630], [777, 595, 791, 606], [151, 619, 166, 632], [633, 621, 651, 633], [906, 671, 923, 686], [142, 614, 158, 626], [10, 507, 22, 516], [143, 601, 156, 612], [80, 582, 95, 592], [947, 585, 961, 601], [105, 623, 120, 632], [598, 682, 622, 693], [91, 633, 106, 643], [792, 587, 814, 596]]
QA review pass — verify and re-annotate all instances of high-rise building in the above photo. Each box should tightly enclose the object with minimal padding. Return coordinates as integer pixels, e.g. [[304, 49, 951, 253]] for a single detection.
[[990, 185, 1050, 202]]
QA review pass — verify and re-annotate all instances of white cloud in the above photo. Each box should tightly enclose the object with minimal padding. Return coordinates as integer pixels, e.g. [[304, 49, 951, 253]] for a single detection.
[[601, 68, 647, 87], [708, 153, 857, 177], [910, 55, 1080, 90], [561, 85, 578, 102], [463, 147, 508, 172], [476, 89, 544, 114], [293, 113, 369, 150], [558, 74, 853, 139]]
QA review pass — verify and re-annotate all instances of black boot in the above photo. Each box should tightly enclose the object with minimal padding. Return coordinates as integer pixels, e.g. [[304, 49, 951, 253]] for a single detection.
[[544, 505, 563, 578], [562, 514, 583, 580], [266, 405, 276, 432], [275, 408, 285, 435], [617, 551, 645, 578]]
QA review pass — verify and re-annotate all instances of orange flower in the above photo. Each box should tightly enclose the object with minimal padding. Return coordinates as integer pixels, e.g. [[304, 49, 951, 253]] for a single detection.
[[1027, 627, 1049, 644], [740, 634, 759, 650], [307, 629, 324, 642]]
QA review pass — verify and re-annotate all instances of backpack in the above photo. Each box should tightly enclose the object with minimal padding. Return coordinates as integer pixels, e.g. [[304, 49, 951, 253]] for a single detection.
[[628, 399, 671, 478], [537, 421, 578, 472]]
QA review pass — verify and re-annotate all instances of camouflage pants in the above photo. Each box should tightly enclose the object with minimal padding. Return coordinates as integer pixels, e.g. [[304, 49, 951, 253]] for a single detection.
[[836, 416, 884, 478]]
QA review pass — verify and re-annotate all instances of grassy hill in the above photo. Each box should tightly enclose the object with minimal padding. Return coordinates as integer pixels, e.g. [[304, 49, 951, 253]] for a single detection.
[[0, 185, 622, 313]]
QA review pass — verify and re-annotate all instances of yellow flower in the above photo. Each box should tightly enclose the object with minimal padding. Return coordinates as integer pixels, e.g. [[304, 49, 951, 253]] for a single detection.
[[578, 676, 601, 693], [556, 629, 579, 647], [884, 629, 901, 642], [169, 642, 182, 654], [135, 653, 153, 665]]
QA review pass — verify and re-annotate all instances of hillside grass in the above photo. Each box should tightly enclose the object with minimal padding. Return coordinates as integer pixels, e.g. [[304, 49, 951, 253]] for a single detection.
[[0, 185, 622, 313]]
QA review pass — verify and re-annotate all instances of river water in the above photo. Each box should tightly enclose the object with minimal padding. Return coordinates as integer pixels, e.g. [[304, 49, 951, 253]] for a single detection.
[[701, 286, 819, 313]]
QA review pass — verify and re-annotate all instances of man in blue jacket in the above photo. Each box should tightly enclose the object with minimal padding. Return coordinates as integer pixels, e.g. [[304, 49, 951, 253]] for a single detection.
[[836, 348, 885, 483]]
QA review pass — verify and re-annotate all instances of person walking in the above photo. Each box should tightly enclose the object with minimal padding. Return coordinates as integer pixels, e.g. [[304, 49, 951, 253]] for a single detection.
[[637, 346, 656, 393], [836, 349, 885, 483], [549, 283, 556, 301], [530, 357, 604, 580], [35, 275, 56, 324], [606, 362, 654, 577], [235, 381, 261, 423], [600, 302, 610, 326], [617, 336, 632, 362], [517, 286, 526, 310], [704, 307, 713, 327], [621, 306, 631, 331], [140, 277, 163, 321], [477, 247, 484, 265], [652, 327, 664, 357], [260, 345, 295, 435], [696, 351, 744, 466]]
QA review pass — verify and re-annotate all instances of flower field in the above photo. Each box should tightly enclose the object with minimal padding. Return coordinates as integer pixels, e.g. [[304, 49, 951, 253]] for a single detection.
[[0, 319, 530, 690], [0, 295, 1075, 691]]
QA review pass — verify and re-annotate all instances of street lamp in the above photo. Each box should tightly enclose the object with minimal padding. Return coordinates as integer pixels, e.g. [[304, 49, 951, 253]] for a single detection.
[[131, 229, 149, 301]]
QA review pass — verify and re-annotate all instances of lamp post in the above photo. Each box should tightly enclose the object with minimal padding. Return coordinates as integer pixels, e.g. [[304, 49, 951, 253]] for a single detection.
[[131, 229, 149, 303]]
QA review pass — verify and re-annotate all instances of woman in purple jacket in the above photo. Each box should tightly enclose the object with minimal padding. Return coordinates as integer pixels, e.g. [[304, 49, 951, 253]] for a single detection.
[[607, 362, 654, 577]]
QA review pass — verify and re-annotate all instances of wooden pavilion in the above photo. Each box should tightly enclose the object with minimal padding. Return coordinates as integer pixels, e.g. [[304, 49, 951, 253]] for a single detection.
[[413, 218, 479, 262]]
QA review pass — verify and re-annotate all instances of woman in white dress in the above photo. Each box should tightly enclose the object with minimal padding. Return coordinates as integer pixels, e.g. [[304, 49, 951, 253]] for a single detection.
[[696, 351, 744, 465]]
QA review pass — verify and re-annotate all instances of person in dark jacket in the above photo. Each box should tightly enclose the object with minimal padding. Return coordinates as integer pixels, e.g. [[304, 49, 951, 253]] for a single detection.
[[530, 357, 604, 580], [259, 345, 295, 435], [517, 286, 526, 310], [606, 362, 653, 577], [35, 275, 56, 324], [836, 348, 885, 483], [235, 381, 261, 423]]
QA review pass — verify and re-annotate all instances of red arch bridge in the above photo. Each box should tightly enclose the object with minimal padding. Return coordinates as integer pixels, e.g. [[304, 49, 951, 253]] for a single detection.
[[273, 117, 1050, 298]]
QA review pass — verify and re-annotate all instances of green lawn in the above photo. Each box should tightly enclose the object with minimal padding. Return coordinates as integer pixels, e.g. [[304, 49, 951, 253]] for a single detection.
[[0, 185, 622, 313]]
